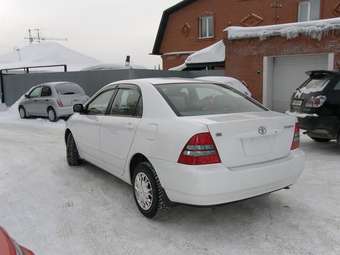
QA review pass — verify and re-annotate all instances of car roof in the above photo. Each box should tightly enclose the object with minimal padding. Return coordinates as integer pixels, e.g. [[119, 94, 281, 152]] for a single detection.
[[118, 77, 205, 85], [39, 81, 78, 87], [306, 70, 340, 78]]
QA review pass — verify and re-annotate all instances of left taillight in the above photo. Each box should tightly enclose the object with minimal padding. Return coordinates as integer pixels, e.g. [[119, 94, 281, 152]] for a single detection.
[[178, 132, 221, 165], [291, 123, 300, 150]]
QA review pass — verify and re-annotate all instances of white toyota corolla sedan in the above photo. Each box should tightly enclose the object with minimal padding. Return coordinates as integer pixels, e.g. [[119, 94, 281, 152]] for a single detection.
[[65, 78, 305, 218]]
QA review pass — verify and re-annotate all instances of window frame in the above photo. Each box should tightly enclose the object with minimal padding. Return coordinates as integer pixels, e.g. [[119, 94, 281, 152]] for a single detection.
[[28, 86, 43, 98], [107, 84, 143, 118], [84, 87, 117, 116], [198, 15, 214, 39], [41, 86, 52, 97], [298, 0, 312, 22]]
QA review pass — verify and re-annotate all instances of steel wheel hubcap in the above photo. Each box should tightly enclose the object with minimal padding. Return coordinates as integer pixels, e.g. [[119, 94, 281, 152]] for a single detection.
[[134, 172, 153, 211]]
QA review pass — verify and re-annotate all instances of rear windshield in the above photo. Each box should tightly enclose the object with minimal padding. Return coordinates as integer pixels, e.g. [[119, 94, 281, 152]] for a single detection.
[[155, 83, 266, 116], [56, 83, 85, 95], [301, 78, 330, 93]]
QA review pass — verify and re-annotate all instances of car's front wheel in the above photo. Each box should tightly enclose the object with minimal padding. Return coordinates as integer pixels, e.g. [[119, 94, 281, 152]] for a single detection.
[[66, 133, 82, 166], [132, 162, 167, 218], [47, 107, 58, 122]]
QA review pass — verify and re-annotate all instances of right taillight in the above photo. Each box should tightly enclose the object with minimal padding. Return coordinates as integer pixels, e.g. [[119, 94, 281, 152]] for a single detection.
[[178, 132, 221, 165], [291, 123, 300, 150], [305, 95, 327, 108]]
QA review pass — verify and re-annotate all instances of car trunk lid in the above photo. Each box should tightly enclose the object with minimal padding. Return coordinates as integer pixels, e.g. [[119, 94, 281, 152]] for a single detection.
[[185, 111, 296, 168]]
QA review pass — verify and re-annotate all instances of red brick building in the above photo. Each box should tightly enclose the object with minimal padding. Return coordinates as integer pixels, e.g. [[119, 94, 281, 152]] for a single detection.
[[153, 0, 340, 70], [153, 0, 340, 112]]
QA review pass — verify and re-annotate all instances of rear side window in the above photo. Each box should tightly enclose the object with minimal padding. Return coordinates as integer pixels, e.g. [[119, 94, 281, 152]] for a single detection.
[[56, 83, 85, 95], [41, 86, 52, 97], [110, 88, 142, 117], [333, 80, 340, 91], [155, 83, 265, 116]]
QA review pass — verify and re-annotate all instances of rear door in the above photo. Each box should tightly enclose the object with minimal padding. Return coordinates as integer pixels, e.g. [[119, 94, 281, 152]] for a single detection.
[[100, 84, 142, 175], [72, 88, 116, 161], [327, 78, 340, 117], [38, 86, 53, 116]]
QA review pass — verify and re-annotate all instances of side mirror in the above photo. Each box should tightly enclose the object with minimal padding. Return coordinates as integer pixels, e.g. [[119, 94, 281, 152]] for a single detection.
[[24, 94, 30, 99], [73, 104, 85, 113]]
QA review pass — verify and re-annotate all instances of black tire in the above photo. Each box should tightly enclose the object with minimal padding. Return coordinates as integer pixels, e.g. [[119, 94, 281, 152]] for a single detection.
[[66, 133, 82, 166], [47, 107, 58, 122], [309, 136, 331, 143], [132, 162, 168, 218], [19, 106, 27, 119]]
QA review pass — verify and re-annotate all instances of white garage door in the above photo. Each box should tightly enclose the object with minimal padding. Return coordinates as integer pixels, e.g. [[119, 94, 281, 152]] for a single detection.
[[271, 54, 330, 112]]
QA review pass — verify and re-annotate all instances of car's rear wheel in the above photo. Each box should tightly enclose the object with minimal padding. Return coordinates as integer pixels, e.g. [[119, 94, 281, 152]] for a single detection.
[[309, 136, 331, 143], [19, 106, 27, 119], [47, 107, 58, 122], [66, 133, 82, 166], [132, 162, 168, 218]]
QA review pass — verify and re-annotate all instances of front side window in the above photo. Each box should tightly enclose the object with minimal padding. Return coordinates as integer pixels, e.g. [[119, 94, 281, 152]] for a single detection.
[[110, 88, 142, 117], [199, 16, 214, 38], [155, 83, 265, 116], [86, 89, 115, 115], [298, 0, 320, 22], [29, 87, 42, 98]]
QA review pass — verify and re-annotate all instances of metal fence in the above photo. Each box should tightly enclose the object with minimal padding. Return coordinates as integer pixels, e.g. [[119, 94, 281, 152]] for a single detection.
[[0, 69, 224, 106]]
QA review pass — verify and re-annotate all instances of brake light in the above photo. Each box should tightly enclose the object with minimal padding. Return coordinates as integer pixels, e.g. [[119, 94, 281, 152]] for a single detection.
[[178, 132, 221, 165], [305, 95, 327, 108], [291, 123, 300, 150], [57, 98, 63, 107]]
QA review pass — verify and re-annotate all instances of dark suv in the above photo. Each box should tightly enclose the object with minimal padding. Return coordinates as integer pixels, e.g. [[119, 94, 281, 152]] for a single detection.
[[290, 70, 340, 144]]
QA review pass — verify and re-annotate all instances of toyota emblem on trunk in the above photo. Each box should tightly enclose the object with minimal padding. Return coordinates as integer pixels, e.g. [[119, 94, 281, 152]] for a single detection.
[[258, 126, 267, 135]]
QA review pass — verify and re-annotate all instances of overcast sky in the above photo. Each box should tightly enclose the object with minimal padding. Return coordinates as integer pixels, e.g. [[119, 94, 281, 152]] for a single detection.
[[0, 0, 180, 68]]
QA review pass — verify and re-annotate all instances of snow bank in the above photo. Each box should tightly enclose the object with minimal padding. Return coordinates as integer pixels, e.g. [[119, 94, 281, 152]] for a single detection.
[[0, 42, 100, 72], [0, 95, 65, 129], [185, 40, 225, 64], [225, 17, 340, 41]]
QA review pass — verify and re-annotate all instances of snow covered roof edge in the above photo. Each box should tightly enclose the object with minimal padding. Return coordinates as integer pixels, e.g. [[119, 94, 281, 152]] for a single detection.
[[185, 40, 225, 64], [225, 17, 340, 41]]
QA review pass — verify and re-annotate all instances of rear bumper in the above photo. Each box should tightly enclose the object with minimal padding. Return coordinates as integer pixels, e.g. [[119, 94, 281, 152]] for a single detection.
[[56, 106, 73, 117], [298, 115, 340, 139], [152, 150, 305, 206]]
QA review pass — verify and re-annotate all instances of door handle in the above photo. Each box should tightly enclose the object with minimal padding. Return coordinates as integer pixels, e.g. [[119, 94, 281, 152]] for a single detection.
[[126, 122, 134, 129]]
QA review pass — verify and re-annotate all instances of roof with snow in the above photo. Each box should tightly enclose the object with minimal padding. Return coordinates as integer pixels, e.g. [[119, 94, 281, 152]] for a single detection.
[[225, 17, 340, 41], [0, 42, 100, 72], [169, 40, 225, 71]]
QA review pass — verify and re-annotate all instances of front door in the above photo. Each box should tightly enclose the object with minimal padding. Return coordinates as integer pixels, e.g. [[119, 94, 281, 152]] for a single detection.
[[73, 88, 116, 163], [100, 84, 142, 175]]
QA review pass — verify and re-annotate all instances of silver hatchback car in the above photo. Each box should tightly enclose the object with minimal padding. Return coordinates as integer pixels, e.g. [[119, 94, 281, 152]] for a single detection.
[[18, 82, 89, 121]]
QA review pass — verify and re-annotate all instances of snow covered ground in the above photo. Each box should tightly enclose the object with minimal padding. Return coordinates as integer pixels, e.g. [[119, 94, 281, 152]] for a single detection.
[[0, 112, 339, 255]]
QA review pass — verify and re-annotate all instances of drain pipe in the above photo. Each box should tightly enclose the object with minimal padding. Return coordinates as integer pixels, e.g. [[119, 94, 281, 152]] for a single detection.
[[0, 70, 4, 104]]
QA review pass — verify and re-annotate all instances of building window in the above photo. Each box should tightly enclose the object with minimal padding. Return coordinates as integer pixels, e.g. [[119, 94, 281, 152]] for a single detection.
[[298, 0, 320, 22], [199, 16, 214, 39]]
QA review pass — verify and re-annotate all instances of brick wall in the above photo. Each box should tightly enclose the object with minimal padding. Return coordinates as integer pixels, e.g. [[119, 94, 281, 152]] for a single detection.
[[225, 31, 340, 101]]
